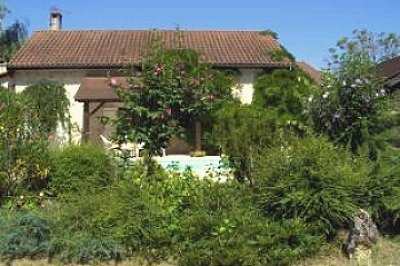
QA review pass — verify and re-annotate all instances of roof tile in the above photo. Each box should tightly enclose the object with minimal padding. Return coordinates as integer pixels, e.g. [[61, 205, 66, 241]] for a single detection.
[[9, 30, 290, 69]]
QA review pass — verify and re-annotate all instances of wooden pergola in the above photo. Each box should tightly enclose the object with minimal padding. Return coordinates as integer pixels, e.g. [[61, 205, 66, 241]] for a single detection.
[[74, 77, 123, 142]]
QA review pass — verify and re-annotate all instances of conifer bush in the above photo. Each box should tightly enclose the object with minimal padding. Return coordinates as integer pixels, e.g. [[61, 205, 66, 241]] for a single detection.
[[0, 210, 52, 259], [253, 136, 371, 235], [368, 147, 400, 233]]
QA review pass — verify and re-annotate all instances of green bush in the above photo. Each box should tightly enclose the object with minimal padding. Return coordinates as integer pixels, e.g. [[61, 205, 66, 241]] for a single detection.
[[177, 207, 322, 266], [49, 232, 125, 264], [213, 69, 316, 183], [368, 147, 400, 233], [46, 165, 323, 265], [253, 68, 317, 119], [0, 90, 51, 203], [213, 103, 287, 183], [49, 144, 117, 194], [253, 136, 371, 235], [0, 210, 51, 259]]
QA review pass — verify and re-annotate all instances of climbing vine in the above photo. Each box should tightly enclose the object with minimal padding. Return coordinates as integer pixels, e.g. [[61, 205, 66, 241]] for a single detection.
[[22, 81, 70, 139]]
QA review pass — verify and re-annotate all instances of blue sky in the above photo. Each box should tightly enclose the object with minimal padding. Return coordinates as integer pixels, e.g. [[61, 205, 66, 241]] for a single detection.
[[4, 0, 400, 69]]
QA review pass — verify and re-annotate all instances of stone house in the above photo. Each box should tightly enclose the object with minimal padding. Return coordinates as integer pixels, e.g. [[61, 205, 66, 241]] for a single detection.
[[5, 11, 305, 153]]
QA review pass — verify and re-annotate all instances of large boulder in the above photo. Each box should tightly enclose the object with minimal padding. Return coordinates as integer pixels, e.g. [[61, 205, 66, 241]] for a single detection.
[[347, 208, 379, 259]]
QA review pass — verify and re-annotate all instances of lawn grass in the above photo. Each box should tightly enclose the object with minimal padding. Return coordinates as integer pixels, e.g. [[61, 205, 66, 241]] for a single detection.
[[0, 258, 175, 266]]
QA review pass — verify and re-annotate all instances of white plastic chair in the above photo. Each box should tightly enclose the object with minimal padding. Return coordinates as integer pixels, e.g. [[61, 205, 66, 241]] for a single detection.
[[100, 134, 120, 150]]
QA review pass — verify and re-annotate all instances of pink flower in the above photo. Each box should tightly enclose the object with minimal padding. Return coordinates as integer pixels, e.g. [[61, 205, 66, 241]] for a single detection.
[[109, 77, 119, 86], [154, 63, 164, 75], [164, 108, 172, 116]]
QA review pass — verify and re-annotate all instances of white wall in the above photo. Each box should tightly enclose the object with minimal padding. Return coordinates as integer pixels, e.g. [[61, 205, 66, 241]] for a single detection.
[[232, 69, 258, 104], [0, 76, 9, 88], [0, 63, 9, 88], [13, 69, 86, 142]]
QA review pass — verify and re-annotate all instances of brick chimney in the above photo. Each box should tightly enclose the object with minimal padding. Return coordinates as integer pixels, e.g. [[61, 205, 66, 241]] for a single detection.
[[50, 9, 62, 31]]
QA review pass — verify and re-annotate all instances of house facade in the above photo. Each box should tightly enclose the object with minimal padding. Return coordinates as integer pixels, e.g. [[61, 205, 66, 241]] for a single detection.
[[6, 12, 294, 153]]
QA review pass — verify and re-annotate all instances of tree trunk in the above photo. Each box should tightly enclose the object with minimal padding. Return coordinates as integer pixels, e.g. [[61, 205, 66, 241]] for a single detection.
[[83, 101, 90, 142], [195, 120, 202, 151]]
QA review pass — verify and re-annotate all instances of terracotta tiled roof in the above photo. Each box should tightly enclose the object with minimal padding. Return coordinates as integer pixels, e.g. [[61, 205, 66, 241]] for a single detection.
[[8, 30, 290, 70], [378, 56, 400, 79], [297, 61, 321, 85]]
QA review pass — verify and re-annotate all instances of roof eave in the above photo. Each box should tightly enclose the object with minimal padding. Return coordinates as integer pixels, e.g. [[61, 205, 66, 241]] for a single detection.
[[8, 62, 291, 71]]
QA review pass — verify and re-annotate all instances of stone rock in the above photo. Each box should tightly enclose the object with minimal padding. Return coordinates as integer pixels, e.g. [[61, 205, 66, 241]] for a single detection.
[[347, 208, 379, 259]]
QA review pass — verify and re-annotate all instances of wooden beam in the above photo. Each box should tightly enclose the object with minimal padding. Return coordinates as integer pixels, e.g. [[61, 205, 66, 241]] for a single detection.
[[83, 101, 90, 142], [90, 102, 105, 116], [195, 120, 202, 151]]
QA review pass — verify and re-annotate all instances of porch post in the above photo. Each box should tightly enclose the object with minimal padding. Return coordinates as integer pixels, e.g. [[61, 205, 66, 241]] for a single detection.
[[83, 101, 90, 142], [195, 120, 202, 151]]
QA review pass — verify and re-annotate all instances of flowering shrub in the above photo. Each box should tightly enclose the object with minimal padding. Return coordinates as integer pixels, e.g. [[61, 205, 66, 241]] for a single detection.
[[311, 30, 400, 158], [113, 40, 233, 163]]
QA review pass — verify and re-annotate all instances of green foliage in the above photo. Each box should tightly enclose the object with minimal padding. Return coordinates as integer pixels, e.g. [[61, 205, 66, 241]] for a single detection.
[[49, 232, 125, 264], [268, 47, 295, 62], [253, 68, 317, 125], [0, 82, 69, 203], [213, 103, 286, 182], [114, 39, 233, 159], [0, 210, 52, 259], [259, 29, 278, 39], [22, 81, 70, 139], [49, 145, 117, 194], [312, 29, 400, 158], [368, 147, 400, 233], [213, 67, 317, 182], [253, 136, 371, 234], [0, 4, 27, 61], [41, 166, 322, 265], [0, 90, 51, 203]]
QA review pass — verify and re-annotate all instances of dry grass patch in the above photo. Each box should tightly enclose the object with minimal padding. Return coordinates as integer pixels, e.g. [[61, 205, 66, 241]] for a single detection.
[[0, 258, 175, 266], [297, 237, 400, 266]]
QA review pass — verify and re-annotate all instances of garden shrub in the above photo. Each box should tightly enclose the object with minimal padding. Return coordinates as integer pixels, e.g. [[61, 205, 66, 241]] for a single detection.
[[49, 144, 117, 194], [0, 210, 52, 259], [177, 206, 322, 266], [0, 90, 51, 204], [368, 147, 400, 233], [253, 68, 317, 122], [311, 30, 399, 159], [253, 136, 371, 235], [48, 232, 125, 264], [213, 103, 287, 183], [213, 67, 317, 184], [44, 165, 323, 265]]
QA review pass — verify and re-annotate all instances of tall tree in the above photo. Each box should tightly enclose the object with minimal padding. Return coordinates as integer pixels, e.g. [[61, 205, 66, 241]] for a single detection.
[[0, 3, 27, 61], [312, 29, 400, 159]]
